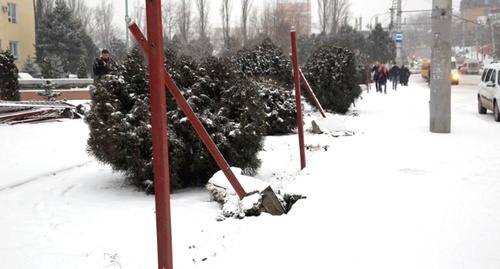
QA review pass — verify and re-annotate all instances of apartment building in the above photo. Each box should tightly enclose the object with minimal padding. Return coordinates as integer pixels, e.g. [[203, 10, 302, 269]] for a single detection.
[[0, 0, 36, 70]]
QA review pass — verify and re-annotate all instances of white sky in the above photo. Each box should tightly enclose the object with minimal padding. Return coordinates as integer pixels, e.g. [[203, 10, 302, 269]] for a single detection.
[[2, 73, 500, 268], [86, 0, 462, 33]]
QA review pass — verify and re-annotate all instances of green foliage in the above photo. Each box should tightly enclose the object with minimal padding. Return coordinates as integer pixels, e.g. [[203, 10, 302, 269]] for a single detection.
[[231, 39, 297, 135], [302, 46, 362, 114], [77, 58, 87, 78], [86, 47, 269, 193], [0, 51, 20, 101], [333, 24, 367, 54], [167, 35, 214, 62], [21, 56, 41, 78], [36, 0, 96, 76], [233, 38, 293, 86], [40, 55, 65, 78], [85, 47, 154, 191], [109, 36, 127, 63], [257, 78, 297, 135], [366, 24, 396, 64]]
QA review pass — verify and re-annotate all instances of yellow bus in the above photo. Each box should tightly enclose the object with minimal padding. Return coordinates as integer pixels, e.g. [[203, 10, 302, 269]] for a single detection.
[[420, 58, 460, 85], [421, 60, 430, 81]]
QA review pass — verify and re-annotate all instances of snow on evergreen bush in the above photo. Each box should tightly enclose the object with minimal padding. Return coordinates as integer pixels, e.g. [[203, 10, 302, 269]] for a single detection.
[[0, 51, 20, 101], [302, 46, 362, 114], [232, 38, 293, 86], [232, 39, 297, 135], [86, 47, 269, 192]]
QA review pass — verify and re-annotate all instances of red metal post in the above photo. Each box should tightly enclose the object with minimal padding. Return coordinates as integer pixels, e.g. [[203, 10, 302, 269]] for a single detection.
[[366, 56, 371, 93], [144, 1, 173, 269], [289, 55, 326, 118], [290, 28, 306, 170], [298, 69, 326, 118], [127, 22, 248, 200]]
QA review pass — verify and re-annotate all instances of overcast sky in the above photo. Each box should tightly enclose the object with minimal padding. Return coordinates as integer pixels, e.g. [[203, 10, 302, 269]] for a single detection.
[[86, 0, 461, 33]]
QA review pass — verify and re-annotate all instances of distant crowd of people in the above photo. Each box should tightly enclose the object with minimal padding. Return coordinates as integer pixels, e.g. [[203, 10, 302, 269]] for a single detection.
[[371, 61, 411, 94]]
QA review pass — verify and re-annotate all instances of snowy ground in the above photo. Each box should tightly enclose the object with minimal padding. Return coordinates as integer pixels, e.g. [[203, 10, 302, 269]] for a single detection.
[[1, 76, 500, 269]]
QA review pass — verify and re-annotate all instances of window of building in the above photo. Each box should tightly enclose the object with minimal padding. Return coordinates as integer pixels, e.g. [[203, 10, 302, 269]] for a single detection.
[[8, 3, 17, 23], [9, 41, 19, 60]]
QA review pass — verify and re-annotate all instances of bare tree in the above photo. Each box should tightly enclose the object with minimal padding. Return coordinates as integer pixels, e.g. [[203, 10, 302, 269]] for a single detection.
[[259, 2, 277, 38], [195, 0, 210, 40], [162, 1, 177, 41], [66, 0, 92, 34], [35, 0, 54, 29], [330, 0, 350, 34], [317, 0, 331, 34], [241, 0, 253, 46], [220, 0, 232, 49], [177, 0, 192, 43], [93, 0, 118, 49]]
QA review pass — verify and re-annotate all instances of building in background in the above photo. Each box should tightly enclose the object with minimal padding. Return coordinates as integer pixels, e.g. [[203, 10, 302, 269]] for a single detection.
[[0, 0, 36, 70], [277, 0, 311, 36], [460, 0, 500, 60]]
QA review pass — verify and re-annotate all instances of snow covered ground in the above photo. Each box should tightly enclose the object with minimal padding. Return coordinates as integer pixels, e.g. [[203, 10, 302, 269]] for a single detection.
[[1, 76, 500, 269]]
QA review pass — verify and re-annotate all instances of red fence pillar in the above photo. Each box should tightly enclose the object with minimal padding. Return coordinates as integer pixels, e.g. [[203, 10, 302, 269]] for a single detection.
[[290, 28, 306, 170], [144, 1, 173, 268]]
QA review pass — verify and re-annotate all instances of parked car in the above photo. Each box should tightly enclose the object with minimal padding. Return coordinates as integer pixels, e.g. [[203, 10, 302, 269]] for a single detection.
[[478, 63, 500, 121]]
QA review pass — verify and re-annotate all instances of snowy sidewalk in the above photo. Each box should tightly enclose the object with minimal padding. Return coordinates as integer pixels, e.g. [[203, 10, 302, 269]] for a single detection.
[[1, 77, 500, 268]]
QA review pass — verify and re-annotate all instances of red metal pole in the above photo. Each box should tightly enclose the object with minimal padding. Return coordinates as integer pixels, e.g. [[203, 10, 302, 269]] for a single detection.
[[144, 1, 173, 268], [366, 56, 371, 93], [127, 22, 248, 200], [289, 55, 326, 118], [298, 69, 326, 118], [290, 28, 306, 170]]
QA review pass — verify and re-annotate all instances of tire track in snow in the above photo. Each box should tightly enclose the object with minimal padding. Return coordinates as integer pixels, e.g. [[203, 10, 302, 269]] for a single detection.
[[0, 160, 95, 192]]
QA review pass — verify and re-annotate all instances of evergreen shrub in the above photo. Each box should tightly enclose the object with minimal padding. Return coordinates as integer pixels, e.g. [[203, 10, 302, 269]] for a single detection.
[[302, 46, 362, 114], [0, 50, 20, 101]]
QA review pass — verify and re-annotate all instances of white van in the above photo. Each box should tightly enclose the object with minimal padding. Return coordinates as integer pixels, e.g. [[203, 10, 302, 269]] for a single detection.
[[478, 63, 500, 121], [462, 59, 480, 74]]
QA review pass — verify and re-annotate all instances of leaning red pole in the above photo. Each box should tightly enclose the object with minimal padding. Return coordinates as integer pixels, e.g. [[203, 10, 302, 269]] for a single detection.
[[289, 55, 325, 118], [144, 1, 173, 269], [290, 28, 306, 170], [298, 69, 326, 118], [127, 22, 247, 200]]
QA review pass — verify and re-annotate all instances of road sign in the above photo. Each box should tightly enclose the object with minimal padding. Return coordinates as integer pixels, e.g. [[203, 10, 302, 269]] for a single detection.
[[395, 31, 403, 43]]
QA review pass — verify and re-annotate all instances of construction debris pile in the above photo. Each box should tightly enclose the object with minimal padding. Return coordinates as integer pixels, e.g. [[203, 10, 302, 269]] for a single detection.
[[0, 100, 82, 125]]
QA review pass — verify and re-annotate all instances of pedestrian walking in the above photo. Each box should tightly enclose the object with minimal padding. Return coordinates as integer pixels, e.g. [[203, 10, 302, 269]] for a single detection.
[[400, 65, 411, 86], [372, 61, 381, 92], [378, 64, 389, 94], [389, 62, 400, 90]]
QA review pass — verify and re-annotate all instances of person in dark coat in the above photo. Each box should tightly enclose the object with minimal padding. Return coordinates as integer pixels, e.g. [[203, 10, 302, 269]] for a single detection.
[[400, 65, 411, 86], [371, 61, 381, 92], [389, 62, 400, 90], [93, 49, 116, 82]]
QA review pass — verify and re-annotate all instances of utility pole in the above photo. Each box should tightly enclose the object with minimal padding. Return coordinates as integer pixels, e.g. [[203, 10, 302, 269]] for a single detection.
[[396, 0, 402, 65], [430, 0, 452, 133], [489, 16, 496, 60]]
